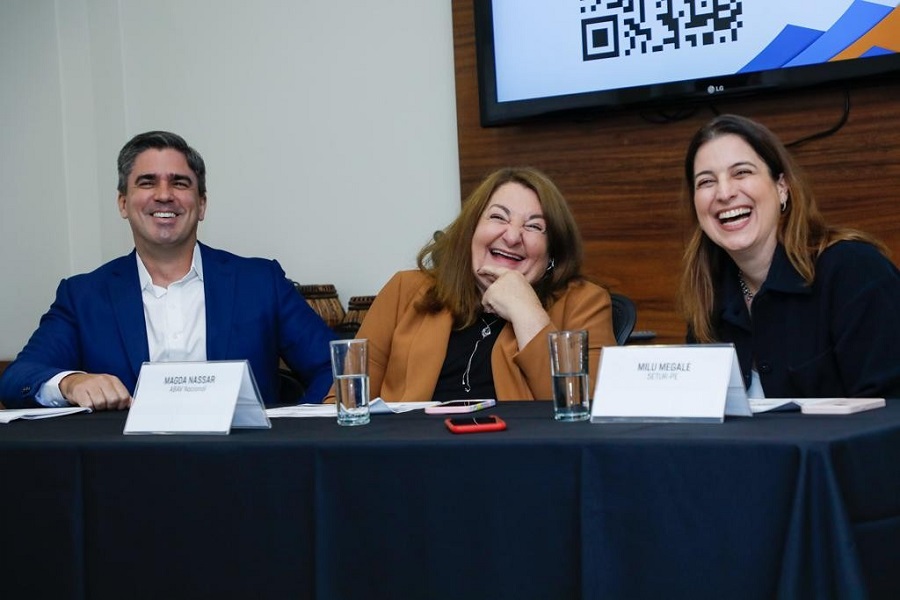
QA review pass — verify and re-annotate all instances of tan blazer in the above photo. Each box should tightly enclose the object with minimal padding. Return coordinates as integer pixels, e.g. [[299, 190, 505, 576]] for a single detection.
[[328, 270, 615, 402]]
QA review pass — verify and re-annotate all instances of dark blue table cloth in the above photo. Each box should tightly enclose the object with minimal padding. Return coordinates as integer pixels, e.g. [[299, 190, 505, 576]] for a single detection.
[[1, 401, 898, 599]]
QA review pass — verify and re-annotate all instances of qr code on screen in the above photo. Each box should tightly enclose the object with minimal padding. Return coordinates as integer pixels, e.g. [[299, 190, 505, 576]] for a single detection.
[[579, 0, 743, 61]]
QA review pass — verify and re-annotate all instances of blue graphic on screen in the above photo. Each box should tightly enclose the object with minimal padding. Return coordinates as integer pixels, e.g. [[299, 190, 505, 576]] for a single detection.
[[743, 1, 896, 71]]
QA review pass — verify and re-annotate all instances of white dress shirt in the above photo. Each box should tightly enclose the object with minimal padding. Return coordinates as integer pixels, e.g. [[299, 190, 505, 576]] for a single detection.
[[748, 368, 766, 399], [36, 244, 207, 406]]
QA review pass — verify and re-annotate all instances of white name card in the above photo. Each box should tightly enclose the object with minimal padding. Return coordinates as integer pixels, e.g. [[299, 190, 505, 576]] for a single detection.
[[124, 360, 271, 435], [591, 344, 752, 423]]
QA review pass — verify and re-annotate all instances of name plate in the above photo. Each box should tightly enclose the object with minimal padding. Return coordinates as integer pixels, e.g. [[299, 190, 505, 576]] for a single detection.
[[124, 360, 271, 434], [591, 344, 752, 423]]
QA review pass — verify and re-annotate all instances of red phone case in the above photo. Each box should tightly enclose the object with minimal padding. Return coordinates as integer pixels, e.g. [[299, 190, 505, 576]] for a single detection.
[[444, 416, 507, 434]]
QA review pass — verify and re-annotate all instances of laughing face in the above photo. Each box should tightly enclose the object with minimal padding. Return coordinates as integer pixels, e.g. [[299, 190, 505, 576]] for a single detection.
[[692, 134, 787, 263], [471, 182, 550, 293], [118, 148, 207, 255]]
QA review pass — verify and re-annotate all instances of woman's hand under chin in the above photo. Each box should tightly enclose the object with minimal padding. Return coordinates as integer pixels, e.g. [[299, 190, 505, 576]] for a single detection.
[[478, 265, 551, 348]]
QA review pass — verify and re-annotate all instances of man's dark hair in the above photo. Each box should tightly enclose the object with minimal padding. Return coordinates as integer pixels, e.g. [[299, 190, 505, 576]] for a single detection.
[[117, 131, 206, 195]]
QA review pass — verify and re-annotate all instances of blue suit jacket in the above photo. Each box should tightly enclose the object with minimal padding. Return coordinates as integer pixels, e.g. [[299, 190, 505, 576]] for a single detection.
[[0, 243, 336, 408]]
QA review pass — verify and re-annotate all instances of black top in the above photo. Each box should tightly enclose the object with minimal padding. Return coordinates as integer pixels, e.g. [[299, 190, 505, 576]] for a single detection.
[[432, 315, 506, 401], [707, 241, 900, 398]]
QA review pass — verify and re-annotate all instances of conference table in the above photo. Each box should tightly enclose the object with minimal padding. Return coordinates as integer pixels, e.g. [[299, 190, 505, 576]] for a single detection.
[[1, 401, 898, 599]]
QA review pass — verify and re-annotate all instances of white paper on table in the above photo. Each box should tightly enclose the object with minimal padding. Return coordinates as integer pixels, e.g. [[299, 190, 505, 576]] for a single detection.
[[0, 407, 92, 424], [266, 398, 438, 418], [751, 397, 886, 414]]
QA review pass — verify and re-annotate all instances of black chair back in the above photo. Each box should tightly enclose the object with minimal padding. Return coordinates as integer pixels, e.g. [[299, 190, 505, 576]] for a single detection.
[[610, 293, 637, 346]]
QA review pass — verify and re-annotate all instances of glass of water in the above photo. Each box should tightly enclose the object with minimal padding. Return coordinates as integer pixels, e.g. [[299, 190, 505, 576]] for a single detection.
[[329, 338, 370, 426], [548, 330, 590, 421]]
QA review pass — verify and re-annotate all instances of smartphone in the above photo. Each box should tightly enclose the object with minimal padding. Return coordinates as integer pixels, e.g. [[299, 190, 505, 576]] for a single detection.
[[424, 399, 496, 415], [444, 415, 507, 434]]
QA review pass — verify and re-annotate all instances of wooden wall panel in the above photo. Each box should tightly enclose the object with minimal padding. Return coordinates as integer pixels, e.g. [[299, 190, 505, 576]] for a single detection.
[[452, 1, 900, 343]]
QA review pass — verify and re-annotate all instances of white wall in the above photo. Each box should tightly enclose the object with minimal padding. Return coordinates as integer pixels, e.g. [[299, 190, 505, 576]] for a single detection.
[[0, 0, 461, 358]]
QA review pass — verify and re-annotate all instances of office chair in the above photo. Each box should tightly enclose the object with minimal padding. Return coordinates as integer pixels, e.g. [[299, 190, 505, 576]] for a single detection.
[[610, 293, 637, 346], [278, 368, 307, 404]]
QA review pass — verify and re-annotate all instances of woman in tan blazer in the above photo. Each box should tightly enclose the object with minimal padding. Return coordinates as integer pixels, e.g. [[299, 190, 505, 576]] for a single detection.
[[332, 167, 615, 402]]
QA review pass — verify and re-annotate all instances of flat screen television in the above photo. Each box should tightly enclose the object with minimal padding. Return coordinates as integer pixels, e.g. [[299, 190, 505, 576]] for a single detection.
[[474, 0, 900, 126]]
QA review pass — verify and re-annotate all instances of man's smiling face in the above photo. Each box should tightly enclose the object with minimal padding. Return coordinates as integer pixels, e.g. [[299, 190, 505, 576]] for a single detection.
[[117, 148, 207, 255]]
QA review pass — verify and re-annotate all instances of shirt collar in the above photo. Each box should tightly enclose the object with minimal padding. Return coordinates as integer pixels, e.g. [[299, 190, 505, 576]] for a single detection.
[[760, 244, 808, 295], [136, 242, 205, 292], [718, 244, 809, 330]]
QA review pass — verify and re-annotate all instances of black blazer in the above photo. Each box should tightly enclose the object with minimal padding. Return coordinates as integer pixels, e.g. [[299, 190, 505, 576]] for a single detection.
[[707, 241, 900, 398]]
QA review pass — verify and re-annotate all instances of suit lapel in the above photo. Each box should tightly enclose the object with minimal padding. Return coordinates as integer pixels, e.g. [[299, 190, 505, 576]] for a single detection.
[[108, 252, 150, 379], [407, 311, 451, 399], [200, 244, 235, 360]]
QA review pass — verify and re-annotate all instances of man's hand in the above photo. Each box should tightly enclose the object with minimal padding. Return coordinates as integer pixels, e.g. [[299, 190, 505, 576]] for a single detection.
[[59, 373, 132, 410]]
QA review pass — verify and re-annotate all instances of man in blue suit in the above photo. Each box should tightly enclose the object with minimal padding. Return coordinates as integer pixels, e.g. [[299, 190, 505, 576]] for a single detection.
[[0, 131, 335, 410]]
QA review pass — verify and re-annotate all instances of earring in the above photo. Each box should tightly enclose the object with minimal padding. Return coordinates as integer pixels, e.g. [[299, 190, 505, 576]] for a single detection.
[[546, 258, 556, 272], [780, 199, 787, 213]]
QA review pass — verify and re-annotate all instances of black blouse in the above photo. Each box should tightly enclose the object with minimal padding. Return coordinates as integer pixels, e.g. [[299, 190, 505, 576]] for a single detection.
[[432, 315, 507, 402]]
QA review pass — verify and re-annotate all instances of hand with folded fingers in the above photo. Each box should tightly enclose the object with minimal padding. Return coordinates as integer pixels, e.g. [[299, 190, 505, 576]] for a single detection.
[[59, 373, 132, 411]]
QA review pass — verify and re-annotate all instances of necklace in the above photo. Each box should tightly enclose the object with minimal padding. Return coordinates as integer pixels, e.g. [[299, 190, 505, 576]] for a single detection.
[[461, 317, 499, 393], [737, 271, 755, 301]]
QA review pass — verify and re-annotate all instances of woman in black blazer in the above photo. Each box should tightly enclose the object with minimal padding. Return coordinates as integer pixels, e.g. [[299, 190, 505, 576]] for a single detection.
[[677, 114, 900, 399]]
